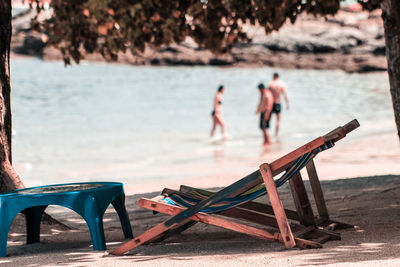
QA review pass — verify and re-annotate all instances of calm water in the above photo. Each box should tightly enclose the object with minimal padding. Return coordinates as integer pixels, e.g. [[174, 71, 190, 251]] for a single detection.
[[10, 58, 394, 188]]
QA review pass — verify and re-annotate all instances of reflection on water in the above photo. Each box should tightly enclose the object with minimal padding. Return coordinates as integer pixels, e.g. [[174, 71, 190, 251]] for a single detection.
[[10, 58, 393, 187]]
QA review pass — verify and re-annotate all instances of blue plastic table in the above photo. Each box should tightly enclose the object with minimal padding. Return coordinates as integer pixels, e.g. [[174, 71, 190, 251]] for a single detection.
[[0, 182, 133, 257]]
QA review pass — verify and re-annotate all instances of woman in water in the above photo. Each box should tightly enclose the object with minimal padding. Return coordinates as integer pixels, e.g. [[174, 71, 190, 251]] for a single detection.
[[210, 85, 226, 138]]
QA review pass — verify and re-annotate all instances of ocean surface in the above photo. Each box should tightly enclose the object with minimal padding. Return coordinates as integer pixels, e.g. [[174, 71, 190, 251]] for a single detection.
[[10, 58, 395, 189]]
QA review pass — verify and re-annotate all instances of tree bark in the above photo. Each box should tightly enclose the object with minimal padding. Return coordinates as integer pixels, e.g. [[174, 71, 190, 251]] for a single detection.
[[381, 0, 400, 141], [0, 0, 25, 193]]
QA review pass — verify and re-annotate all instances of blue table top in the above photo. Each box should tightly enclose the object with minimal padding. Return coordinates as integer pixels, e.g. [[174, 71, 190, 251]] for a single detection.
[[1, 182, 123, 197]]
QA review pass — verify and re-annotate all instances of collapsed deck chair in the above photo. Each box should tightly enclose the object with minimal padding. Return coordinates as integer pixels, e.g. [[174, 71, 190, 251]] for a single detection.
[[111, 119, 359, 255]]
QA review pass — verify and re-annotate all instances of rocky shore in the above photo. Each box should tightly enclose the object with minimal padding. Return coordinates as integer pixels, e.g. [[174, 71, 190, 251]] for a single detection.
[[11, 8, 387, 73]]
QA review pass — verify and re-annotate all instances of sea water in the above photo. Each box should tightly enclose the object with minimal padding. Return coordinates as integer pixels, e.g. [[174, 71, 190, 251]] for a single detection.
[[10, 58, 394, 188]]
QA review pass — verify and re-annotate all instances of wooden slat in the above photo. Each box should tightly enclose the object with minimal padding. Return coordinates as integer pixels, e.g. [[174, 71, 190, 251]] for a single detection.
[[294, 238, 323, 249], [162, 188, 180, 197], [306, 159, 329, 219], [273, 231, 322, 249], [323, 119, 360, 142], [314, 234, 331, 244], [239, 201, 300, 221], [293, 225, 315, 237], [139, 198, 277, 241], [260, 163, 296, 248], [317, 228, 341, 240], [289, 172, 316, 226], [343, 119, 360, 133], [180, 185, 205, 194]]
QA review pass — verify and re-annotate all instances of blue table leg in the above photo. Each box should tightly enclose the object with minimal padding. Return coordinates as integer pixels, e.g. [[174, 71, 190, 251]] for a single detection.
[[23, 205, 47, 244], [0, 203, 11, 257], [83, 196, 106, 250], [112, 194, 133, 239]]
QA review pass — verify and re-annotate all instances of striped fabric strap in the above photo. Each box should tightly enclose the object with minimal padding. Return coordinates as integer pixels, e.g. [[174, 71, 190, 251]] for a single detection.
[[161, 141, 334, 213]]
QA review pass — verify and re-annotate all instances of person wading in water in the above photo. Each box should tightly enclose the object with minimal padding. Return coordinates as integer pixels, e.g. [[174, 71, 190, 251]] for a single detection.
[[256, 83, 273, 145], [211, 85, 226, 138], [267, 73, 289, 136]]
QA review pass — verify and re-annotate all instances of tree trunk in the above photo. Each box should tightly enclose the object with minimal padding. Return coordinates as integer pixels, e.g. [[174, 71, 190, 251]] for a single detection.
[[0, 0, 25, 193], [381, 0, 400, 141]]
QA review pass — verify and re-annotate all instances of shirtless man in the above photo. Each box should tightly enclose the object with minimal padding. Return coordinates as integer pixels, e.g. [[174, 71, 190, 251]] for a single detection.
[[268, 73, 289, 136], [210, 85, 226, 138], [256, 83, 273, 145]]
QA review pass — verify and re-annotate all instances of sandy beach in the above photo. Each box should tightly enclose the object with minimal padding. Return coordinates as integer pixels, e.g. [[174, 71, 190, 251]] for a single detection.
[[1, 130, 400, 266]]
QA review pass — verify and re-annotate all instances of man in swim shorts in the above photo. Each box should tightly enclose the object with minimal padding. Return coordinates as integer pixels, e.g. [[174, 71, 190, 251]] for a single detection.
[[268, 73, 289, 136], [256, 83, 273, 145]]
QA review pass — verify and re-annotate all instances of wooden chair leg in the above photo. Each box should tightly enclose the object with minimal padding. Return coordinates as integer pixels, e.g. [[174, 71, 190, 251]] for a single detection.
[[306, 159, 329, 220], [289, 172, 316, 226], [306, 159, 355, 230], [260, 163, 296, 248]]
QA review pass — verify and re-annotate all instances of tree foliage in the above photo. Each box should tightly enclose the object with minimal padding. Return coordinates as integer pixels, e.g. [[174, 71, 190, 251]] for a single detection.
[[33, 0, 350, 65]]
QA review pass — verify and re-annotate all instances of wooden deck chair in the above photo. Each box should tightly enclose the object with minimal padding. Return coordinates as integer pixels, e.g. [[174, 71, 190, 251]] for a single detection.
[[111, 119, 359, 255]]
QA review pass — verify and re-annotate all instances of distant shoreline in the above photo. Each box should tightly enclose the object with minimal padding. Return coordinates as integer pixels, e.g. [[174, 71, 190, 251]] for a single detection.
[[10, 50, 387, 74], [11, 9, 387, 73]]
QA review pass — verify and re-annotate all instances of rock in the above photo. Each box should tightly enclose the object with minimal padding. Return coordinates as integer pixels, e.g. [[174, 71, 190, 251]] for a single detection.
[[359, 64, 387, 72], [373, 45, 386, 56], [15, 35, 46, 55]]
